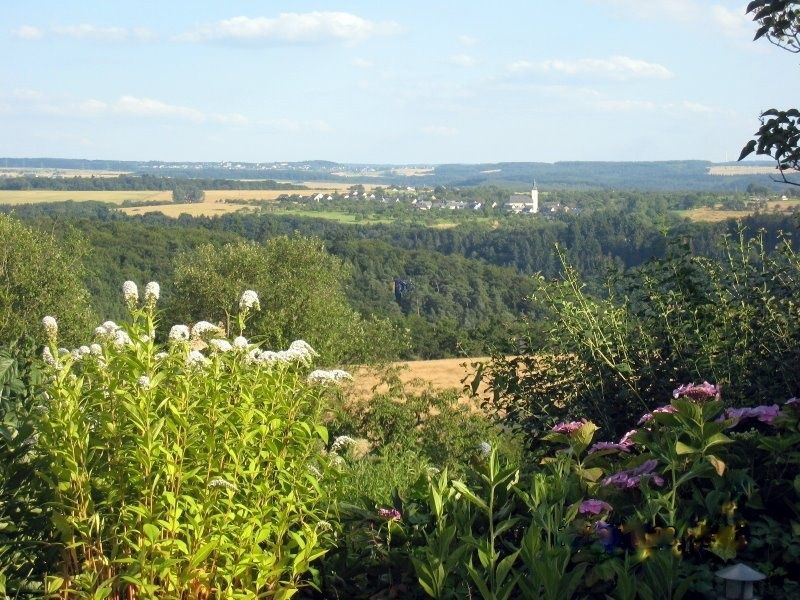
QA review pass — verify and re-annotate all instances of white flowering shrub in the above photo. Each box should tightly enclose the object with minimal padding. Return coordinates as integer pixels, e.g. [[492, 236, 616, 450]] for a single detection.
[[35, 283, 339, 598]]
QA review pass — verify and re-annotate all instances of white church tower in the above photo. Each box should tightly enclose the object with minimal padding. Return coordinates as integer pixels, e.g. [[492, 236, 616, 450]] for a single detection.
[[530, 179, 539, 213]]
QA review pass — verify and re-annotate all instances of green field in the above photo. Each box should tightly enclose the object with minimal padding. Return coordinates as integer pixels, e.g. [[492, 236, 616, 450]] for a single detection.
[[0, 190, 172, 205], [277, 209, 395, 224]]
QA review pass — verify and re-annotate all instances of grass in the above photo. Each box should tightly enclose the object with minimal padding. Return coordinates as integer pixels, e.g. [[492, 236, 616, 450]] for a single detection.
[[276, 209, 395, 224], [0, 190, 171, 205]]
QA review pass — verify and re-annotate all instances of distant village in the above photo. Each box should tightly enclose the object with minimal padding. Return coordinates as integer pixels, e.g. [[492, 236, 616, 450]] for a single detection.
[[280, 183, 577, 216]]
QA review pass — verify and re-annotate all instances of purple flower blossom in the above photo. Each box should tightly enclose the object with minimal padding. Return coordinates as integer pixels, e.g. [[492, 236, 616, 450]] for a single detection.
[[638, 405, 678, 425], [786, 397, 800, 407], [721, 404, 780, 426], [619, 429, 637, 448], [673, 381, 720, 401], [593, 520, 618, 551], [378, 508, 402, 521], [588, 441, 631, 455], [551, 419, 588, 435], [579, 499, 613, 515], [602, 459, 664, 489]]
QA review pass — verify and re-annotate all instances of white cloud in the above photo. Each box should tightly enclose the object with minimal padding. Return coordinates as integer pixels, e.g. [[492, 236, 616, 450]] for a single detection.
[[177, 12, 403, 44], [13, 24, 154, 41], [421, 125, 458, 136], [590, 1, 753, 38], [12, 25, 43, 40], [458, 34, 478, 46], [352, 58, 375, 69], [0, 89, 327, 131], [448, 54, 478, 67], [113, 96, 206, 121], [710, 5, 752, 39], [509, 55, 673, 81]]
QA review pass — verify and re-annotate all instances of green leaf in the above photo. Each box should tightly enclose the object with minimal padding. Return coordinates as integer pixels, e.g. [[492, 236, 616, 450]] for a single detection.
[[675, 441, 698, 455], [452, 480, 489, 513], [466, 563, 493, 600], [142, 523, 159, 543], [496, 550, 520, 587]]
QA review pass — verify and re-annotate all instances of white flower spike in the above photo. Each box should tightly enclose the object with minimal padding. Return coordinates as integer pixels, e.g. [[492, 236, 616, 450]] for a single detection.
[[122, 281, 139, 306], [239, 290, 260, 311]]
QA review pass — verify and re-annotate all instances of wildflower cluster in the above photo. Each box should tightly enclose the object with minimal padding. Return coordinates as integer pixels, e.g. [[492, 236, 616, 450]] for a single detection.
[[307, 369, 352, 383], [248, 340, 318, 366]]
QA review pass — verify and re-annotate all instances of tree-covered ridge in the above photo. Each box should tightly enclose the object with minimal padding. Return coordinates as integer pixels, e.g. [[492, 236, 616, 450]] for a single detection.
[[0, 174, 305, 191], [2, 157, 792, 190]]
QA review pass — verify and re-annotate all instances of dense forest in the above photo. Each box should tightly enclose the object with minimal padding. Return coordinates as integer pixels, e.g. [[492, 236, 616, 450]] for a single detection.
[[3, 191, 798, 359]]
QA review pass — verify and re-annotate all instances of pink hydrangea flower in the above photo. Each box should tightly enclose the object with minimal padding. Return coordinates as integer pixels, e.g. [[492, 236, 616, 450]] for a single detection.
[[602, 459, 664, 489], [638, 405, 678, 425], [721, 405, 780, 425], [378, 508, 402, 521], [588, 441, 631, 455], [551, 419, 589, 435], [619, 429, 637, 448], [579, 499, 613, 515], [673, 381, 720, 400]]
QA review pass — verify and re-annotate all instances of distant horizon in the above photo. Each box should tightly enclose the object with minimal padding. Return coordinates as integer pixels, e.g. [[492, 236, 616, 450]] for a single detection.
[[0, 156, 779, 167]]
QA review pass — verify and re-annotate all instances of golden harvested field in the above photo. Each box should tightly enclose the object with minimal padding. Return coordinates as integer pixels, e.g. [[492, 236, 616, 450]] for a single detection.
[[392, 167, 434, 177], [204, 188, 349, 202], [708, 165, 796, 176], [346, 357, 490, 402], [119, 201, 255, 217], [0, 190, 171, 205], [677, 199, 800, 222]]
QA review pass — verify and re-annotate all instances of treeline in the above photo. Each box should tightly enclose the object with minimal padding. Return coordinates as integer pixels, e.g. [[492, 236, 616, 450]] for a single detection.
[[0, 174, 305, 191]]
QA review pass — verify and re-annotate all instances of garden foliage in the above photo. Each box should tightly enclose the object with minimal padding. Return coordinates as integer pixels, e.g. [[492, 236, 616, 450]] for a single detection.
[[482, 232, 800, 439], [2, 283, 338, 598]]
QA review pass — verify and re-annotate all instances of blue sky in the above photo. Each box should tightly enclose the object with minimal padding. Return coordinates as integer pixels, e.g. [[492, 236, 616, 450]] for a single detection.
[[1, 0, 796, 163]]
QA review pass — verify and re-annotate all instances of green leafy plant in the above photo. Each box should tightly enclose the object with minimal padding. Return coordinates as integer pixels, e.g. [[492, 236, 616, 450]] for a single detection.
[[30, 283, 336, 598]]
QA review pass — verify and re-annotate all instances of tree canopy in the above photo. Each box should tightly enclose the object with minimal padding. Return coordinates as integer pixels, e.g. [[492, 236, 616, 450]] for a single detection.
[[0, 215, 94, 345], [740, 1, 800, 183]]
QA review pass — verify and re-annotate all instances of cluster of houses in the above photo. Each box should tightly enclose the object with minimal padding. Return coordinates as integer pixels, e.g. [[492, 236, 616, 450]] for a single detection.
[[281, 182, 574, 215]]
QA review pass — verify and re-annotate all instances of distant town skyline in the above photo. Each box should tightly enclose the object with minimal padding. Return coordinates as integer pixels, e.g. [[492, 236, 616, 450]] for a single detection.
[[1, 1, 796, 164]]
